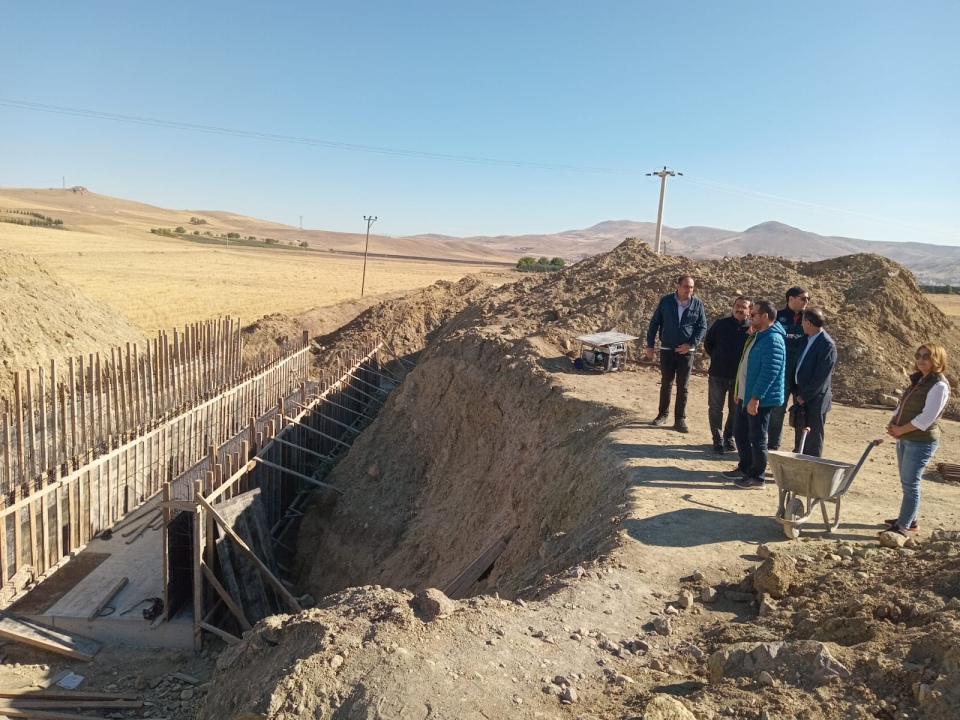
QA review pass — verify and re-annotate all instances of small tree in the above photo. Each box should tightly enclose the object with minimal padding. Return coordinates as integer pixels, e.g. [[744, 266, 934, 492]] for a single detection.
[[193, 230, 200, 235], [549, 257, 565, 267], [175, 226, 185, 234], [516, 256, 536, 269], [537, 256, 550, 266]]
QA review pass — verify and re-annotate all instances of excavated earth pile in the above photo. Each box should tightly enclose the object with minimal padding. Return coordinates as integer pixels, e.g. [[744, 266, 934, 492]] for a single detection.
[[0, 249, 146, 396], [196, 239, 960, 720]]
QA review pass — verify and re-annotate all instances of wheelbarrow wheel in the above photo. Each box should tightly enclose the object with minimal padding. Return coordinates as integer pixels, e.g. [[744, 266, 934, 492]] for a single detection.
[[783, 498, 804, 539]]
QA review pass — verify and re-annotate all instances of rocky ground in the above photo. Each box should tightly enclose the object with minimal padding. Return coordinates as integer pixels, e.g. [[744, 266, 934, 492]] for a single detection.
[[1, 239, 959, 719]]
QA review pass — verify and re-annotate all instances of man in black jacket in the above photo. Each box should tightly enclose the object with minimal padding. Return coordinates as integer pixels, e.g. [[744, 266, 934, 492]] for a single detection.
[[793, 306, 837, 457], [645, 275, 708, 433], [768, 286, 810, 449], [703, 296, 752, 454]]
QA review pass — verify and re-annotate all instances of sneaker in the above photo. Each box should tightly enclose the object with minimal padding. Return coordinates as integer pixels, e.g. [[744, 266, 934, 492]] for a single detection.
[[734, 476, 766, 489], [880, 525, 911, 539], [884, 518, 919, 531], [723, 438, 736, 452], [721, 468, 745, 480], [651, 414, 668, 427], [674, 420, 689, 434], [713, 441, 724, 455]]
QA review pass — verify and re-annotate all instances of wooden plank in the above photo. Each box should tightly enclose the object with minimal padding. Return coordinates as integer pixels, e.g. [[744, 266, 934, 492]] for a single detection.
[[195, 493, 301, 613], [0, 691, 137, 701], [0, 613, 100, 661], [193, 480, 203, 651], [3, 410, 12, 502], [0, 707, 114, 720], [253, 457, 343, 495], [201, 562, 252, 631], [77, 355, 87, 451], [442, 527, 518, 600], [198, 621, 240, 645], [0, 511, 6, 588], [27, 499, 37, 571], [1, 700, 142, 710], [26, 369, 37, 482], [50, 361, 59, 475], [67, 477, 76, 553], [38, 366, 48, 478], [161, 483, 170, 621], [86, 577, 128, 622]]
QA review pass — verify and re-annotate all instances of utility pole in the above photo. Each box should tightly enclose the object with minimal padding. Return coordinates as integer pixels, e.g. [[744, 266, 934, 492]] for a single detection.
[[645, 166, 682, 255], [299, 215, 303, 230], [360, 215, 377, 298]]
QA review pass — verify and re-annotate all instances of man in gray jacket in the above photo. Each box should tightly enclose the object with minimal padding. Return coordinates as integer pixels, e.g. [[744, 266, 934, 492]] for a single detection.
[[645, 275, 708, 433]]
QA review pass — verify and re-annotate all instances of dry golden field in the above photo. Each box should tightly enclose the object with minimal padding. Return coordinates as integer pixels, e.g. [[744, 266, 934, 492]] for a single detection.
[[0, 194, 509, 333], [926, 292, 960, 328]]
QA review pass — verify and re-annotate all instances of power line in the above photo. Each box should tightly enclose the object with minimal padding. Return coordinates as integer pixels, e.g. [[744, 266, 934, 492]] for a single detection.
[[0, 98, 633, 175], [679, 174, 960, 242]]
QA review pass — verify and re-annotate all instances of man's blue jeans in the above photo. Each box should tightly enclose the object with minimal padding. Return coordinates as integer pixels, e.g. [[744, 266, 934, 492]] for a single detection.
[[896, 439, 939, 528], [733, 400, 774, 479]]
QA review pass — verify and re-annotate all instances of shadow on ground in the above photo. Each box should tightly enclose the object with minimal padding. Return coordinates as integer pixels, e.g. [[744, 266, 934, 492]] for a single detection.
[[624, 507, 783, 547]]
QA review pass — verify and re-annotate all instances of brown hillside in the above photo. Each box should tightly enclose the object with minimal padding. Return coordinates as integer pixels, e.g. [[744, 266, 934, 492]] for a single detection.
[[0, 250, 147, 396]]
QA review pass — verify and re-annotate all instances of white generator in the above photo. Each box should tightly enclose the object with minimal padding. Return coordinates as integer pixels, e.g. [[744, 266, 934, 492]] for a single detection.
[[574, 331, 639, 372]]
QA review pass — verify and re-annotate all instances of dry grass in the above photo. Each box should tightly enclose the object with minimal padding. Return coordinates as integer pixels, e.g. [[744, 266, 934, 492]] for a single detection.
[[0, 223, 507, 333], [925, 293, 960, 329]]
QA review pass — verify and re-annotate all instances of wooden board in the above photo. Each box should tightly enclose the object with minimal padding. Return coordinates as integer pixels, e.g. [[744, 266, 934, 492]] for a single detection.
[[8, 552, 111, 616], [213, 488, 282, 624], [0, 613, 100, 661], [443, 527, 518, 600]]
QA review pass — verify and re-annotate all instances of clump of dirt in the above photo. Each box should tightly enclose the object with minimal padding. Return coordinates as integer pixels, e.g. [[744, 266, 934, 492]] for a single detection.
[[0, 249, 146, 396]]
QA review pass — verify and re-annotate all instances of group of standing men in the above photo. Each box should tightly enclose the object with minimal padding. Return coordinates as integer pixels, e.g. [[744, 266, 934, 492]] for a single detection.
[[645, 276, 837, 489]]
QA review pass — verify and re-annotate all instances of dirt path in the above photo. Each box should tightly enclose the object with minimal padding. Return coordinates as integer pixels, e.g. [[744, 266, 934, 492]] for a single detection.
[[561, 363, 960, 587]]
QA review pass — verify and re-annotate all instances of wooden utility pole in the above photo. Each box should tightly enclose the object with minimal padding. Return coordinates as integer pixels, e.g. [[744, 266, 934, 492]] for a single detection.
[[646, 167, 682, 255], [360, 215, 378, 298]]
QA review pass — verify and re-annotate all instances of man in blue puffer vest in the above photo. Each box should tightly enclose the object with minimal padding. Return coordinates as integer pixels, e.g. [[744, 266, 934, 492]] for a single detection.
[[722, 300, 786, 489]]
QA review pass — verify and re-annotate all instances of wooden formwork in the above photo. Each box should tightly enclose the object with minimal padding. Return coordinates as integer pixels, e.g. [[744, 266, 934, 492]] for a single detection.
[[179, 344, 387, 649], [0, 328, 314, 604]]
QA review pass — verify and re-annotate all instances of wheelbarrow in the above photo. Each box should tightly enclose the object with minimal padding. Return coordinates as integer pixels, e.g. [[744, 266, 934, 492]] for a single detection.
[[767, 431, 883, 539]]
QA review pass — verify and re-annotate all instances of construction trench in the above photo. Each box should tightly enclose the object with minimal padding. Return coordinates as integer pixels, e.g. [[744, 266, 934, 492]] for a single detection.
[[0, 330, 396, 655]]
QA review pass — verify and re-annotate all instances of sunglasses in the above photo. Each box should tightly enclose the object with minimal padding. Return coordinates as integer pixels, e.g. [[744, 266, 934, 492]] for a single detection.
[[797, 296, 811, 302], [915, 352, 932, 361]]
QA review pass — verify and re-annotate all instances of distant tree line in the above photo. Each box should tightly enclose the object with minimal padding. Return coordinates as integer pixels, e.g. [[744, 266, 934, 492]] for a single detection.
[[516, 256, 566, 272], [0, 209, 65, 228], [150, 226, 304, 248], [920, 284, 960, 295]]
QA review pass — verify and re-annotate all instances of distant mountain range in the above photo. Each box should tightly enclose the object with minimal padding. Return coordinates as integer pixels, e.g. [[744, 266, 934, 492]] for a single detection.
[[414, 220, 960, 284], [2, 188, 957, 283]]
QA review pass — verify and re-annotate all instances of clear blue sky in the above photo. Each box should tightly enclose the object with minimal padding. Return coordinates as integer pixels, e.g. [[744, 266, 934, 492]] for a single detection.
[[2, 1, 958, 246]]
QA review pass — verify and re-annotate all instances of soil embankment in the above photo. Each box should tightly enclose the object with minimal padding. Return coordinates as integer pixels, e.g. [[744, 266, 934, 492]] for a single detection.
[[194, 239, 960, 719]]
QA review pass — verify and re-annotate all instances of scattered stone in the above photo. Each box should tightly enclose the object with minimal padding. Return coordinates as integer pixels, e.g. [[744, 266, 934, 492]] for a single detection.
[[413, 588, 456, 619], [753, 553, 798, 599], [758, 670, 775, 687], [756, 544, 773, 559], [692, 570, 706, 582], [642, 693, 698, 720], [330, 654, 344, 669], [879, 531, 909, 549], [759, 596, 778, 616], [664, 605, 679, 616], [678, 589, 695, 609], [561, 687, 579, 703], [180, 688, 195, 701], [701, 587, 718, 603], [652, 617, 672, 636]]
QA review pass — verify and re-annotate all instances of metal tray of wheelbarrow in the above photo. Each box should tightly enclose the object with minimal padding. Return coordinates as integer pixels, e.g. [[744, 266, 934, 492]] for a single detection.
[[767, 452, 856, 499], [768, 439, 882, 539]]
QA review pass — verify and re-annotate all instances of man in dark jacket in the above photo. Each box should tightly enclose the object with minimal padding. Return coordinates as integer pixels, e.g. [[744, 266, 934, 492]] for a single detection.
[[768, 286, 810, 449], [645, 275, 708, 433], [703, 296, 752, 454], [793, 306, 837, 457]]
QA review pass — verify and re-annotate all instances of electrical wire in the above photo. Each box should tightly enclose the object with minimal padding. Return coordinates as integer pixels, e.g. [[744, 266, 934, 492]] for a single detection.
[[679, 174, 960, 242], [0, 98, 633, 175]]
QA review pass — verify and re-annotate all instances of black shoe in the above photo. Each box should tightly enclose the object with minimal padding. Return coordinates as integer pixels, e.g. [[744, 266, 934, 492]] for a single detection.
[[769, 445, 780, 452], [721, 468, 745, 480], [651, 414, 668, 427], [674, 420, 689, 434], [734, 476, 766, 489], [713, 441, 724, 455], [723, 438, 736, 452], [884, 518, 919, 531], [880, 524, 910, 539]]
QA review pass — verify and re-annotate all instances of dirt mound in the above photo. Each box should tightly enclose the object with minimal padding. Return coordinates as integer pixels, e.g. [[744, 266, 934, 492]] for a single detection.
[[197, 239, 959, 720], [0, 249, 146, 396]]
